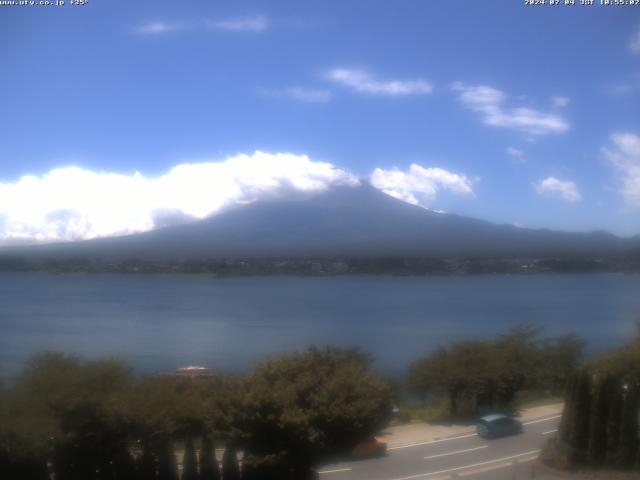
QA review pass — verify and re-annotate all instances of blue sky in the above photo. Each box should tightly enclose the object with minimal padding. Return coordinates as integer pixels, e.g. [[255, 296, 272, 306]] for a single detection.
[[0, 0, 639, 243]]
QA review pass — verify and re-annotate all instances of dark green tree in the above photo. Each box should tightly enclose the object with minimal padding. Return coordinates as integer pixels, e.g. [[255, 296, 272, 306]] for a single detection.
[[558, 372, 577, 445], [6, 353, 134, 480], [236, 346, 392, 476], [222, 444, 240, 480], [493, 325, 543, 406], [605, 381, 623, 466], [616, 382, 639, 467], [182, 436, 198, 480], [240, 453, 256, 480], [135, 449, 157, 480], [124, 376, 190, 480], [410, 327, 582, 419], [539, 333, 585, 394], [409, 342, 494, 417], [569, 369, 591, 464], [408, 347, 450, 407], [199, 435, 219, 480], [157, 440, 178, 480], [587, 375, 612, 465], [550, 333, 640, 471]]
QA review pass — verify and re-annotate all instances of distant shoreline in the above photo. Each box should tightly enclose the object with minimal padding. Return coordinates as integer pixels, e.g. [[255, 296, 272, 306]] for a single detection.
[[1, 255, 638, 276]]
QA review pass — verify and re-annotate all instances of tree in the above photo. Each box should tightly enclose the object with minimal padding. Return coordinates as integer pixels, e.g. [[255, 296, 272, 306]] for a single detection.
[[410, 327, 585, 419], [157, 440, 178, 480], [236, 346, 392, 476], [409, 342, 494, 417], [7, 352, 133, 480], [570, 369, 591, 464], [558, 372, 577, 445], [549, 334, 640, 471], [124, 377, 181, 480], [3, 348, 390, 479], [494, 325, 544, 405], [408, 347, 449, 406], [199, 435, 220, 480], [182, 437, 198, 480], [222, 444, 240, 480], [135, 449, 157, 480], [616, 382, 639, 466], [605, 381, 623, 466], [240, 453, 256, 480], [539, 333, 585, 394], [587, 374, 612, 465]]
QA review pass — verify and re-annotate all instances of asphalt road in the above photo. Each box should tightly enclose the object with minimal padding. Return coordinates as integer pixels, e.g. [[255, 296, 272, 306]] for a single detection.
[[316, 414, 561, 480]]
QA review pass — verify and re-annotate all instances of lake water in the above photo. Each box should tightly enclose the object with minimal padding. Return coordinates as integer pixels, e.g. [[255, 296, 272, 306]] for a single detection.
[[1, 272, 639, 379]]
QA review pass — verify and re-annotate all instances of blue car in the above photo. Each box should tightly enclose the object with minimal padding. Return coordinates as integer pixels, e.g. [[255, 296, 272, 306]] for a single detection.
[[476, 414, 523, 439]]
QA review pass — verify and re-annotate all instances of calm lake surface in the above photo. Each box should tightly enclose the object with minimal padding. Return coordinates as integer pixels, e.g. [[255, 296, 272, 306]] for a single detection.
[[1, 272, 639, 378]]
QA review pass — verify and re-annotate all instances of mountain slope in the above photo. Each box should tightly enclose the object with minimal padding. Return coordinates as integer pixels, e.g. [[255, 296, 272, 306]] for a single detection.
[[1, 184, 636, 260]]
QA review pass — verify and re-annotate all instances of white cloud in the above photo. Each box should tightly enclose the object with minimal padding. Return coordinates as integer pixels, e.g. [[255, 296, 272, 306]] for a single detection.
[[132, 21, 186, 35], [259, 87, 333, 103], [370, 164, 475, 208], [451, 82, 570, 136], [326, 69, 433, 96], [609, 73, 640, 95], [453, 83, 506, 106], [630, 26, 640, 54], [0, 152, 359, 244], [533, 177, 582, 203], [551, 96, 570, 108], [602, 132, 640, 207], [204, 16, 269, 32], [132, 16, 268, 35], [610, 84, 638, 95], [506, 147, 524, 158]]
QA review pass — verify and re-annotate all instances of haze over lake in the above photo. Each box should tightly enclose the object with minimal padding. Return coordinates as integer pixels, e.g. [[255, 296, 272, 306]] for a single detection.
[[1, 272, 639, 378]]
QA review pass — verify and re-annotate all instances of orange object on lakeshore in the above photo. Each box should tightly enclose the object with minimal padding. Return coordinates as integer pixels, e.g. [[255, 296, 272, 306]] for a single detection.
[[352, 436, 387, 458]]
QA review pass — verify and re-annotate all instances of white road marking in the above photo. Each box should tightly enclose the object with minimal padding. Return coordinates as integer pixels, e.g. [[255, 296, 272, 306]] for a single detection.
[[457, 461, 512, 476], [517, 455, 539, 463], [423, 445, 488, 460], [318, 467, 352, 475], [457, 455, 536, 477], [389, 449, 541, 480], [387, 433, 477, 451], [522, 414, 561, 426], [542, 429, 558, 435]]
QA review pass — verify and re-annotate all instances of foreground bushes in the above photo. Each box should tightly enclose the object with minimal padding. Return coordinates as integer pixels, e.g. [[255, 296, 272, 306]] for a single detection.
[[237, 348, 390, 478], [0, 347, 391, 480], [549, 335, 640, 471], [408, 326, 584, 418]]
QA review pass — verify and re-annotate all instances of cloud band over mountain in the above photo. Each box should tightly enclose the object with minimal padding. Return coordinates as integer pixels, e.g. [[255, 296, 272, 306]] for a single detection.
[[0, 152, 476, 245], [0, 152, 359, 244]]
